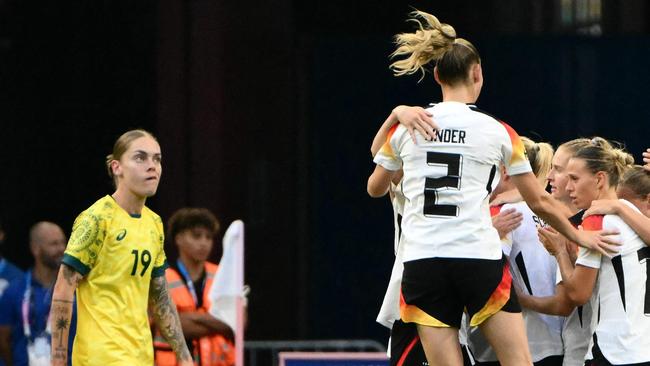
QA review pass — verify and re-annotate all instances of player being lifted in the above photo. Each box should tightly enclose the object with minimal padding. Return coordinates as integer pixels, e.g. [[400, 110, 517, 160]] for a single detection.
[[368, 10, 618, 366]]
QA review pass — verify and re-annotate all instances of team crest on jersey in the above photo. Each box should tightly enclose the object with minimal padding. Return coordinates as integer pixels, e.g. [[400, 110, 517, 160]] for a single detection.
[[116, 229, 127, 241]]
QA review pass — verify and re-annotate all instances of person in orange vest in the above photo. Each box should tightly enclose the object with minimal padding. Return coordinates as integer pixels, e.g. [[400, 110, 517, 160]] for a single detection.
[[154, 208, 236, 366]]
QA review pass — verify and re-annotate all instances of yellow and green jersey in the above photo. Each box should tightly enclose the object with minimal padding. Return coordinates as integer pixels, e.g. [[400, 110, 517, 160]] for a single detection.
[[62, 195, 168, 365]]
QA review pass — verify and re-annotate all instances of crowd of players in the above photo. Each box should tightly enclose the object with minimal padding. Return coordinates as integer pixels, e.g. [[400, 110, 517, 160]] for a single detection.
[[368, 10, 650, 366]]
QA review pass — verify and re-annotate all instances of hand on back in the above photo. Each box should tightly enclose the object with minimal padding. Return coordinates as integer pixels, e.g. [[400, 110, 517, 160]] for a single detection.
[[393, 106, 438, 143], [492, 208, 523, 239]]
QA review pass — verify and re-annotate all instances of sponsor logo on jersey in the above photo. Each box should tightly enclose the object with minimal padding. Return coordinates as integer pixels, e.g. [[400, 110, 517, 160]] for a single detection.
[[116, 229, 127, 241]]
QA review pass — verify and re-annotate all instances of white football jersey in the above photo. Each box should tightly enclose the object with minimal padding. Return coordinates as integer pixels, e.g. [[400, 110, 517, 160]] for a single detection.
[[376, 182, 470, 352], [576, 200, 650, 364], [377, 182, 406, 329], [373, 102, 532, 261], [503, 202, 564, 362], [558, 210, 595, 366], [391, 181, 405, 255], [558, 264, 596, 366]]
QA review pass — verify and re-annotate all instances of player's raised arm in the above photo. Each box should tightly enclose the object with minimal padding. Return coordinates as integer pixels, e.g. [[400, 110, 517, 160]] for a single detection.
[[50, 264, 83, 366], [148, 275, 194, 366]]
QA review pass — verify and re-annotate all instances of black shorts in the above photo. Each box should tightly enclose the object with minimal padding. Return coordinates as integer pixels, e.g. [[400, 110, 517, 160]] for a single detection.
[[401, 255, 520, 329], [390, 320, 473, 366]]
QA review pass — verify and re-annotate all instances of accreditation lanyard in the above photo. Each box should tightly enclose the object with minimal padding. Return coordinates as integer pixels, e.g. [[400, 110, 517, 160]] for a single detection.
[[21, 271, 52, 339], [0, 258, 6, 274], [176, 260, 205, 307]]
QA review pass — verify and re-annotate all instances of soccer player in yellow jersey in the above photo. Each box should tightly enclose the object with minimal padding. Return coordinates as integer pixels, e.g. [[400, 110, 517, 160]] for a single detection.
[[49, 129, 193, 366]]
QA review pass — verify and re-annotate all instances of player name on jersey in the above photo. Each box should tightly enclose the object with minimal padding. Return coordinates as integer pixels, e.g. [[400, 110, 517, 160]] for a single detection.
[[431, 129, 466, 144]]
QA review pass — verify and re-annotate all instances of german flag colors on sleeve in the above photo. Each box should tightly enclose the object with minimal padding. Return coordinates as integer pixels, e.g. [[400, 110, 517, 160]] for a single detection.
[[500, 122, 532, 176], [373, 123, 403, 172], [575, 214, 605, 269]]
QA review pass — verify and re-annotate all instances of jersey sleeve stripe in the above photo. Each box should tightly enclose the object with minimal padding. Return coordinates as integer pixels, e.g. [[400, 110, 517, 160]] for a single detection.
[[500, 122, 527, 165], [490, 204, 503, 217], [378, 123, 400, 159], [151, 261, 170, 277], [62, 253, 91, 276], [581, 215, 604, 231]]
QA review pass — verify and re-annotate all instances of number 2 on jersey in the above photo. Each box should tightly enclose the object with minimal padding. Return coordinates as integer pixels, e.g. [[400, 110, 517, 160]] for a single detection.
[[424, 152, 462, 217], [130, 249, 152, 276]]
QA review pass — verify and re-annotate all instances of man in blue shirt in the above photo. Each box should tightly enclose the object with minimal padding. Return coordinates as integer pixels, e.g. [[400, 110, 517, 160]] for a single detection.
[[0, 219, 24, 366], [0, 219, 24, 299], [0, 222, 76, 366]]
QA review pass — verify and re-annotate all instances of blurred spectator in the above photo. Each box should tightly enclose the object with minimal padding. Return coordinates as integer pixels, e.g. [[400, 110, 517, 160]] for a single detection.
[[0, 222, 76, 366], [0, 219, 24, 299], [154, 208, 236, 366]]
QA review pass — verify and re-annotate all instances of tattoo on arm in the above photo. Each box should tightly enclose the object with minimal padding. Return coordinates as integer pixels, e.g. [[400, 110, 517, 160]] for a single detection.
[[61, 265, 83, 286], [51, 301, 73, 362], [51, 264, 82, 365], [149, 276, 192, 362]]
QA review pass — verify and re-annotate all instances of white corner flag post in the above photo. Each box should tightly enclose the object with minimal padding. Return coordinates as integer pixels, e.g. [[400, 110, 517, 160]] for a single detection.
[[208, 220, 245, 366]]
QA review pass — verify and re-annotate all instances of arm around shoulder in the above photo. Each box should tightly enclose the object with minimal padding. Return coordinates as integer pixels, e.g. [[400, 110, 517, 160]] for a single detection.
[[612, 201, 650, 245]]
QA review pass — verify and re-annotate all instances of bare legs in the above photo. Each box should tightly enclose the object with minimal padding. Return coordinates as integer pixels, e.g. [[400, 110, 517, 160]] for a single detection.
[[417, 311, 532, 366]]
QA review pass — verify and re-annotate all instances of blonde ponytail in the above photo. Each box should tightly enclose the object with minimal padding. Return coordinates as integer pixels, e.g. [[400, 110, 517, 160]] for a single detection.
[[390, 10, 479, 83], [611, 148, 635, 183], [390, 11, 455, 77], [521, 136, 554, 188], [574, 137, 634, 187]]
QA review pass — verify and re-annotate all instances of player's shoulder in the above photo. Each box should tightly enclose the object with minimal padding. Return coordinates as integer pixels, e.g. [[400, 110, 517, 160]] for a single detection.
[[604, 199, 642, 234], [581, 214, 604, 231], [501, 201, 527, 215], [75, 195, 116, 227], [85, 195, 118, 215], [490, 204, 504, 217], [510, 201, 532, 212], [466, 105, 514, 134], [467, 105, 503, 123], [142, 206, 163, 226], [389, 123, 409, 140]]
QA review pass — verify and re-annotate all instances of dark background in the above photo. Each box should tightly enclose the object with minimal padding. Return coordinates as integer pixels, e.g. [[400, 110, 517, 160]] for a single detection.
[[0, 0, 648, 342]]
